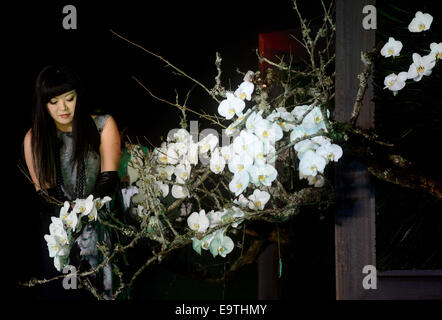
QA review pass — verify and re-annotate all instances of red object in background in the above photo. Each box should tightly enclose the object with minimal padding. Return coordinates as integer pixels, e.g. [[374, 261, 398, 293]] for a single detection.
[[258, 29, 304, 73]]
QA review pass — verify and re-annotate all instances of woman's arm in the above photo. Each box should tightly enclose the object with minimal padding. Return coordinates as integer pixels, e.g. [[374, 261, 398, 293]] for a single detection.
[[23, 129, 41, 191], [91, 115, 122, 199], [99, 115, 121, 172]]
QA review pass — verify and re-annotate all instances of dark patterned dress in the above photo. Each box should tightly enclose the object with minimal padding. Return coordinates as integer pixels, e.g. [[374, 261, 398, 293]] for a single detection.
[[38, 114, 114, 300]]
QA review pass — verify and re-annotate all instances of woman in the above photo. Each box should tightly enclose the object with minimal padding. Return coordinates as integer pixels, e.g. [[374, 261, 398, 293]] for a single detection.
[[23, 65, 122, 300]]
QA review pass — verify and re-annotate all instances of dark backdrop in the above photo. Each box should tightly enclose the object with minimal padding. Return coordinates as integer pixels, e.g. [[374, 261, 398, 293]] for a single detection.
[[4, 0, 329, 300]]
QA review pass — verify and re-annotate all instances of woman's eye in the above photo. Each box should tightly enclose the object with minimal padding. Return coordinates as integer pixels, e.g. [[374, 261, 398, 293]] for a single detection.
[[49, 101, 57, 105]]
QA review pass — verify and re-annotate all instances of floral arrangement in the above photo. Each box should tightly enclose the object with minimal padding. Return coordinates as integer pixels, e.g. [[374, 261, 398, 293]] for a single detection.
[[125, 72, 343, 259], [43, 195, 111, 271], [382, 11, 441, 95]]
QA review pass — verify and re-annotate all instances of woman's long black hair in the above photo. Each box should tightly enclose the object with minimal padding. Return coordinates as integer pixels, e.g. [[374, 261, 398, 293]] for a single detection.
[[31, 65, 100, 190]]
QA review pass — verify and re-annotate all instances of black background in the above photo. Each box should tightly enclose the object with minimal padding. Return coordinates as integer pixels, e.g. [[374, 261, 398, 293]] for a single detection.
[[3, 0, 310, 301], [7, 0, 302, 144]]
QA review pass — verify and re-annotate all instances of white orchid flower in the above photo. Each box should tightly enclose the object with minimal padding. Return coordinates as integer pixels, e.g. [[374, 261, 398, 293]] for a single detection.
[[59, 201, 71, 224], [54, 256, 62, 271], [209, 148, 226, 174], [218, 92, 245, 120], [260, 149, 279, 165], [245, 110, 264, 133], [234, 81, 254, 101], [209, 231, 234, 258], [384, 72, 408, 93], [174, 142, 189, 158], [254, 142, 277, 166], [301, 107, 327, 133], [44, 234, 59, 257], [207, 209, 226, 228], [49, 217, 69, 245], [171, 185, 189, 199], [380, 37, 403, 57], [187, 209, 210, 233], [311, 136, 332, 146], [250, 140, 266, 166], [316, 143, 343, 163], [232, 130, 260, 158], [275, 119, 295, 132], [430, 42, 442, 60], [255, 118, 283, 146], [198, 134, 219, 154], [230, 206, 245, 228], [65, 211, 79, 231], [267, 107, 295, 132], [154, 180, 169, 198], [80, 195, 109, 222], [248, 164, 278, 187], [185, 142, 199, 165], [87, 206, 98, 222], [174, 163, 191, 184], [408, 11, 433, 32], [247, 189, 271, 210], [220, 145, 234, 162], [266, 109, 281, 122], [154, 145, 169, 165], [228, 152, 253, 174], [290, 126, 309, 142], [407, 53, 436, 82], [94, 196, 112, 210], [44, 234, 69, 258], [225, 109, 252, 136], [73, 194, 94, 216], [276, 107, 295, 121], [233, 194, 250, 209], [229, 170, 250, 196], [294, 139, 319, 160], [47, 236, 63, 258], [193, 230, 222, 255], [299, 150, 326, 177], [165, 144, 179, 165], [192, 237, 203, 255], [201, 233, 217, 251], [236, 108, 252, 121], [291, 104, 311, 122], [220, 207, 243, 227], [173, 128, 190, 143]]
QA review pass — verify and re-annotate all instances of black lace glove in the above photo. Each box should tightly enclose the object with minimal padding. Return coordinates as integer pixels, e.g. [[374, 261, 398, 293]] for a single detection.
[[92, 171, 121, 199]]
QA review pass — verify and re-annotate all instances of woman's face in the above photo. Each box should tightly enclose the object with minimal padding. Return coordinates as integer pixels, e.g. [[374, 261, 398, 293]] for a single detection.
[[46, 89, 77, 131]]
